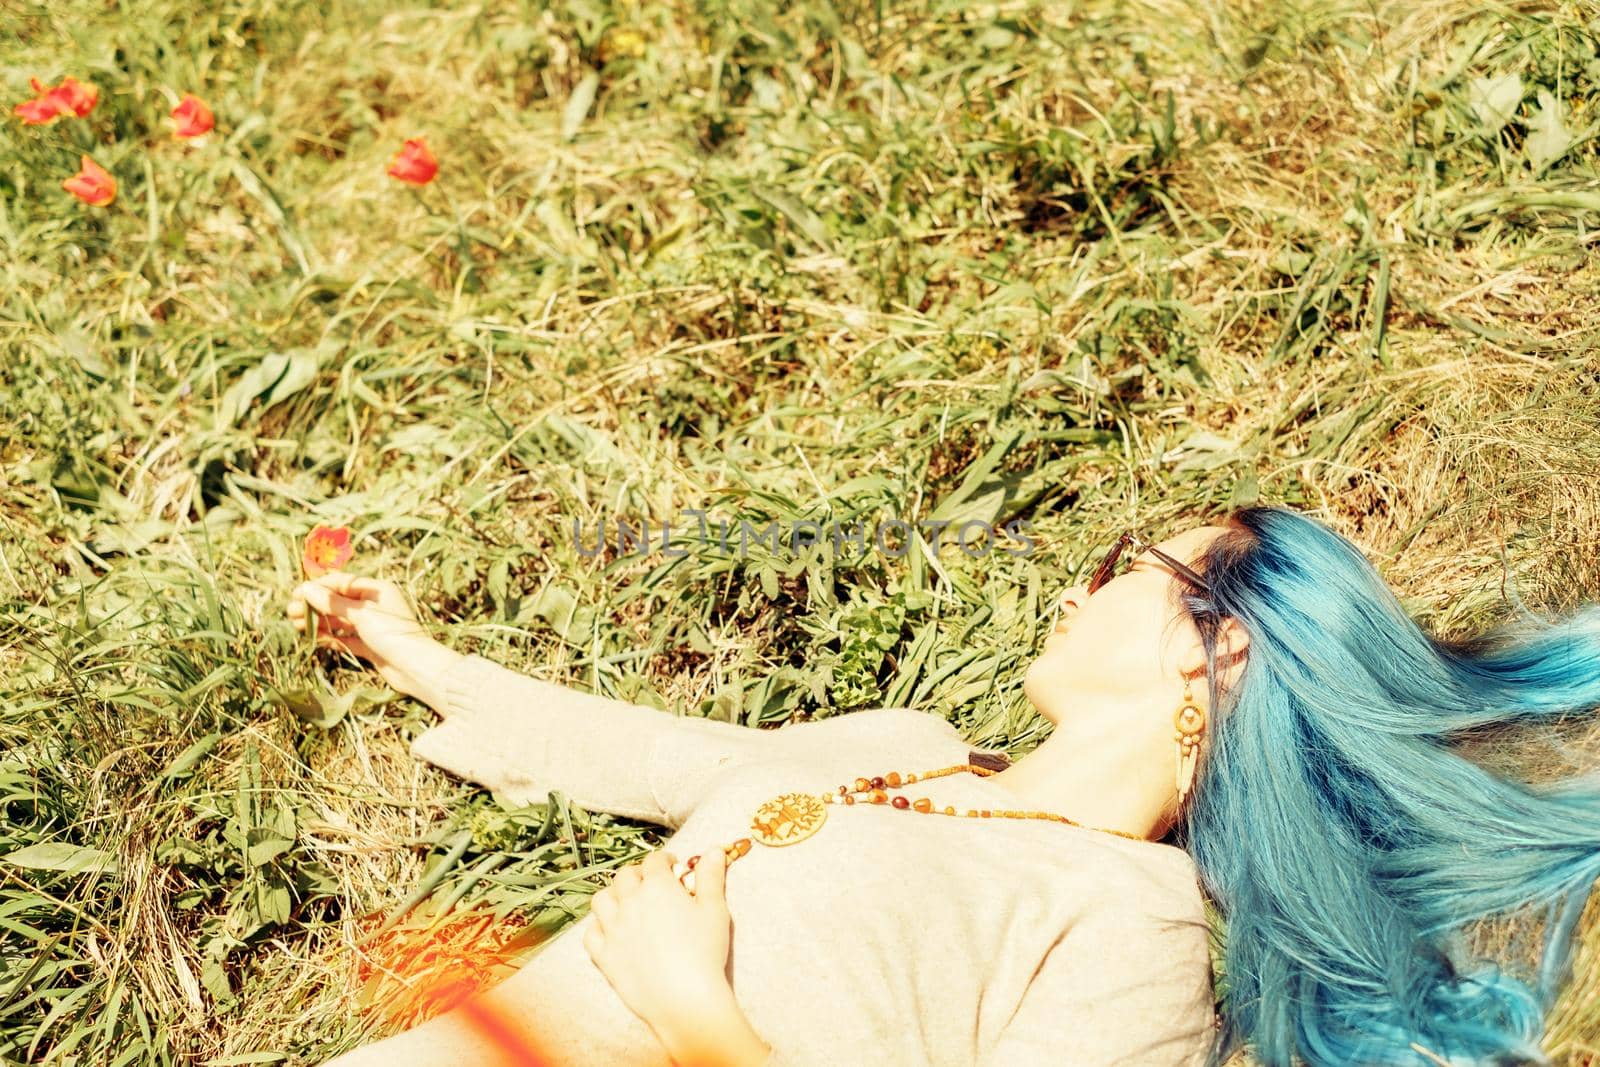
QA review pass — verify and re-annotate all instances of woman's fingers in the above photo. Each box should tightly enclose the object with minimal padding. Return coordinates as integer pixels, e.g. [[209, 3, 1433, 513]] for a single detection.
[[317, 631, 375, 660], [294, 582, 366, 617], [611, 863, 643, 895], [626, 850, 672, 890], [322, 572, 384, 599], [292, 610, 352, 635], [590, 887, 615, 931], [693, 845, 726, 902]]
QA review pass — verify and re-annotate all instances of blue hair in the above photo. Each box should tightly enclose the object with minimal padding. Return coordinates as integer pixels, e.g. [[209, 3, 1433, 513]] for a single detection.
[[1173, 505, 1600, 1066]]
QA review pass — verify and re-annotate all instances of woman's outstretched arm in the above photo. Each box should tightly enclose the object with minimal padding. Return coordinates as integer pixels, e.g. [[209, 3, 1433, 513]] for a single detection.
[[289, 572, 784, 828], [410, 649, 780, 827]]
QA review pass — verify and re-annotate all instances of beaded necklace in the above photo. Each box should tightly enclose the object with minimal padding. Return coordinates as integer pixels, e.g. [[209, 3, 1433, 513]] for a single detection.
[[674, 751, 1147, 891]]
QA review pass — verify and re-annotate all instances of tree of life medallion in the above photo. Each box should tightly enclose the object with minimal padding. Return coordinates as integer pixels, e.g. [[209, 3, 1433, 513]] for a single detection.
[[750, 791, 827, 846]]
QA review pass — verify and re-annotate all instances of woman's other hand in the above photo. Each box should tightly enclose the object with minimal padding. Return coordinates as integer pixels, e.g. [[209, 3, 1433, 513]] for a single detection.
[[585, 847, 769, 1065], [287, 573, 457, 708]]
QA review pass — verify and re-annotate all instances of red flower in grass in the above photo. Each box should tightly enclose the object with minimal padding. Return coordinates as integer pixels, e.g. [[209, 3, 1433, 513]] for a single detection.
[[387, 138, 438, 185], [15, 76, 98, 124], [15, 91, 63, 125], [302, 525, 355, 578], [171, 93, 214, 139], [63, 155, 115, 206], [48, 76, 98, 117]]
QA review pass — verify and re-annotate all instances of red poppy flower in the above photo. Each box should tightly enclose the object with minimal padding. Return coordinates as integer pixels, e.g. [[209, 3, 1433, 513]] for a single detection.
[[48, 76, 98, 117], [302, 524, 355, 578], [171, 93, 214, 139], [386, 138, 438, 185], [63, 155, 115, 206], [15, 76, 98, 125], [15, 78, 63, 124], [15, 95, 63, 125]]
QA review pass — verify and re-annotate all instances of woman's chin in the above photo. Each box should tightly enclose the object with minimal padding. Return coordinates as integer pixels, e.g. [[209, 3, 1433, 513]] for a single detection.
[[1022, 655, 1068, 722]]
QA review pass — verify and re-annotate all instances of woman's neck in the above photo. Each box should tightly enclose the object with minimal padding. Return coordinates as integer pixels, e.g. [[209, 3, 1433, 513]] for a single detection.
[[976, 700, 1176, 841]]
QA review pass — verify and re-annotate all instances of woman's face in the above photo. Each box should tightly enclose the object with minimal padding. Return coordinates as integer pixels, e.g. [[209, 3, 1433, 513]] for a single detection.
[[1023, 525, 1232, 725]]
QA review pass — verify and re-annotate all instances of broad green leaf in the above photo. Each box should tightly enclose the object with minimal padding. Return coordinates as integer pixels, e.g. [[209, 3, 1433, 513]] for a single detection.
[[1467, 73, 1522, 136], [750, 185, 835, 252], [2, 842, 120, 876], [217, 348, 325, 428], [245, 828, 293, 867], [927, 427, 1026, 526], [1526, 90, 1575, 172], [201, 954, 232, 1004], [257, 878, 292, 924], [266, 685, 331, 726], [531, 583, 596, 646], [268, 683, 393, 729], [162, 732, 222, 781]]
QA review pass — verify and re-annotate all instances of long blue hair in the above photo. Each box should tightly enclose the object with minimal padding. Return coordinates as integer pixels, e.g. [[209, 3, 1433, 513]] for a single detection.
[[1172, 505, 1600, 1066]]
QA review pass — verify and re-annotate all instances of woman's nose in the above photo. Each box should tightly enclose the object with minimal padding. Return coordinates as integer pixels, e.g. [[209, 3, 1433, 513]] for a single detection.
[[1055, 586, 1087, 622]]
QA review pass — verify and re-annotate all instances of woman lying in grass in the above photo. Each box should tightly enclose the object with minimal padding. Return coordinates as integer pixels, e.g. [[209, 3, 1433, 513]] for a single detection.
[[288, 504, 1600, 1067]]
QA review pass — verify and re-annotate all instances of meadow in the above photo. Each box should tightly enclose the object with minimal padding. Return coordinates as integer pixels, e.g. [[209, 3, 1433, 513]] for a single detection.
[[2, 0, 1598, 1062]]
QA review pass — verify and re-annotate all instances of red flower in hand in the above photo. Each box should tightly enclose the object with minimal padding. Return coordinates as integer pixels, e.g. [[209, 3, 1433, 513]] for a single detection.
[[302, 525, 355, 578], [63, 155, 116, 206], [171, 93, 214, 139], [387, 138, 438, 185]]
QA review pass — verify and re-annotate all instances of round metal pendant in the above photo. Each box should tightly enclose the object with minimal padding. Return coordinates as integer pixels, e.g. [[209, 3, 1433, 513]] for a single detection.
[[750, 791, 828, 847]]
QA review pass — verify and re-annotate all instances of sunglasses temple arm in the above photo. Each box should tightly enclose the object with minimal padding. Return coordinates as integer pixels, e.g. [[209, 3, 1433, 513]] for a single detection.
[[1159, 552, 1211, 593], [1134, 536, 1210, 594]]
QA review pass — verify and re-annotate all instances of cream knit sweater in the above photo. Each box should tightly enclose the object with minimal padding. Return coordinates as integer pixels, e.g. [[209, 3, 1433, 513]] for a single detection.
[[408, 652, 1218, 1066]]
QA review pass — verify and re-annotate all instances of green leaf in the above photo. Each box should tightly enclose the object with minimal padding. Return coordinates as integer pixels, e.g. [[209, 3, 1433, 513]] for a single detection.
[[162, 732, 222, 781], [1169, 429, 1245, 473], [562, 70, 601, 140], [927, 427, 1026, 526], [156, 837, 213, 867], [750, 185, 835, 253], [266, 685, 331, 727], [1467, 73, 1523, 136], [244, 828, 294, 867], [217, 348, 326, 429], [228, 158, 311, 275], [1525, 90, 1575, 173], [757, 563, 780, 600], [530, 583, 596, 646], [488, 555, 511, 610], [200, 953, 233, 1004], [268, 683, 393, 729], [256, 878, 292, 924], [2, 842, 120, 876]]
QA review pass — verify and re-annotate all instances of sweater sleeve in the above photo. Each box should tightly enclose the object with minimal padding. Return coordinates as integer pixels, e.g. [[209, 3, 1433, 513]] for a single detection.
[[408, 652, 785, 828], [978, 907, 1217, 1067]]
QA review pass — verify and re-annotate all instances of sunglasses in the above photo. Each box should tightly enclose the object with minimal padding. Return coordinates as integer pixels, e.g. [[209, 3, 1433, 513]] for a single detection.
[[1085, 530, 1212, 596]]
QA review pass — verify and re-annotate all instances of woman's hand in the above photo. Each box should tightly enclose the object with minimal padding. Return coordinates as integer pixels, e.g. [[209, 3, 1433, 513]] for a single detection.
[[287, 573, 457, 708], [585, 847, 771, 1067]]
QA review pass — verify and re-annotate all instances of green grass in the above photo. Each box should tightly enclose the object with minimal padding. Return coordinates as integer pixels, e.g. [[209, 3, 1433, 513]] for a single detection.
[[3, 0, 1599, 1062]]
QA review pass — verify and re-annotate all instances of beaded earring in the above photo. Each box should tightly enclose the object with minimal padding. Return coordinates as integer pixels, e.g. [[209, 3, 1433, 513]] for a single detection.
[[1174, 677, 1207, 805]]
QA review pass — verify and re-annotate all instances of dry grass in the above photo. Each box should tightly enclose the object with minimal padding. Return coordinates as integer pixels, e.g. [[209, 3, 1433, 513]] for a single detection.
[[2, 0, 1598, 1062]]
